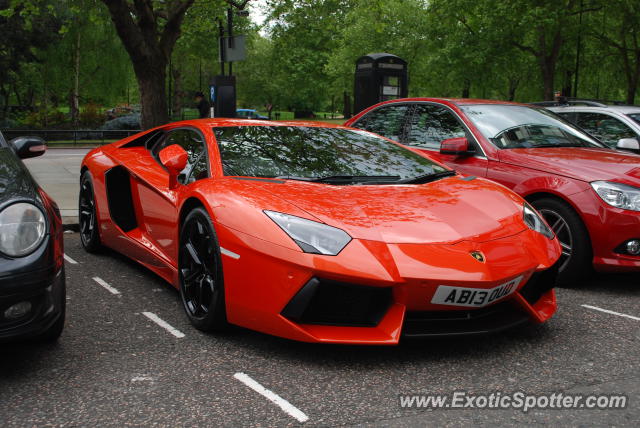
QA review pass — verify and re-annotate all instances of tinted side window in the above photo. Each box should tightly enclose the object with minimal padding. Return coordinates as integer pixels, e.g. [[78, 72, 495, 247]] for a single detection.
[[155, 129, 208, 184], [575, 112, 636, 147], [352, 105, 408, 142], [556, 112, 577, 124], [406, 104, 466, 149]]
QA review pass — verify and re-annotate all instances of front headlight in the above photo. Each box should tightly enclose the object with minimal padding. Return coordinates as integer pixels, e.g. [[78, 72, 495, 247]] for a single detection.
[[264, 210, 351, 255], [0, 202, 47, 257], [591, 181, 640, 211], [523, 203, 554, 240]]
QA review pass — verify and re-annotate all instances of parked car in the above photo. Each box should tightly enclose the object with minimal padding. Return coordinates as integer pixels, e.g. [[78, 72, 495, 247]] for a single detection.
[[79, 119, 560, 344], [236, 109, 268, 120], [346, 98, 640, 284], [0, 131, 65, 342], [544, 101, 640, 153]]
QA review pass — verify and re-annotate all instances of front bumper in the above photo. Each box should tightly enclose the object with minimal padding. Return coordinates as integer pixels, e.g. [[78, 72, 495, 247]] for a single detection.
[[570, 188, 640, 271], [218, 224, 560, 345], [0, 266, 65, 342]]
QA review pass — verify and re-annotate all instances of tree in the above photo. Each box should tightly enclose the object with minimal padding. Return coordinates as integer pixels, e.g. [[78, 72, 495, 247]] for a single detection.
[[0, 0, 61, 118], [326, 0, 429, 98], [100, 0, 198, 129], [592, 0, 640, 104], [265, 0, 357, 116], [492, 0, 602, 100]]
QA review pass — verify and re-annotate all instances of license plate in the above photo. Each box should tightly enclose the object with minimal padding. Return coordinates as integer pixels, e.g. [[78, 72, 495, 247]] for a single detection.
[[430, 276, 523, 308]]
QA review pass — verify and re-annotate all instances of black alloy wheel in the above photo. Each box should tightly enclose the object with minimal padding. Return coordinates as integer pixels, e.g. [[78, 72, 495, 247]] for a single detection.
[[178, 207, 228, 331], [79, 172, 102, 252], [531, 197, 592, 286]]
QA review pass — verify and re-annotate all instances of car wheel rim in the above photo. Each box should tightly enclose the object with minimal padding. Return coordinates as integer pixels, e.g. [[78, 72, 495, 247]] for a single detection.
[[179, 216, 217, 320], [79, 180, 95, 245], [539, 208, 573, 272]]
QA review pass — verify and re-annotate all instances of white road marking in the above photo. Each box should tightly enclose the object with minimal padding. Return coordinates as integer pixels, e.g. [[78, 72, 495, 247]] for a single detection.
[[92, 276, 120, 295], [582, 304, 640, 321], [233, 372, 309, 423], [220, 247, 240, 259], [64, 254, 78, 264], [141, 312, 185, 338], [131, 376, 154, 382]]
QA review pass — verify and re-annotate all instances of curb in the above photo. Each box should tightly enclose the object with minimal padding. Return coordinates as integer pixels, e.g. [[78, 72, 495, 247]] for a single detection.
[[62, 217, 79, 232], [63, 224, 79, 232]]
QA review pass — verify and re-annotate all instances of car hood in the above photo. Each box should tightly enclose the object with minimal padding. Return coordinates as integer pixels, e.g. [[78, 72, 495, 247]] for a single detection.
[[250, 176, 527, 244], [0, 147, 38, 205], [498, 147, 640, 185]]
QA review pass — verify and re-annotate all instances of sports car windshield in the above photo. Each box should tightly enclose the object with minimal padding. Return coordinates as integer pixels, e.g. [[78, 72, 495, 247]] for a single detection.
[[213, 126, 448, 183], [460, 105, 603, 149]]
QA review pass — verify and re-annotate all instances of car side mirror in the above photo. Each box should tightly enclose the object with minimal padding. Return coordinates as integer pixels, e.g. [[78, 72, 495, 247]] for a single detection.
[[159, 144, 188, 189], [10, 136, 47, 159], [616, 138, 640, 153], [440, 137, 472, 156]]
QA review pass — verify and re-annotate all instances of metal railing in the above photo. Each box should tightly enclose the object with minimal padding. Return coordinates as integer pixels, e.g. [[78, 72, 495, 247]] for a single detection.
[[2, 129, 142, 146]]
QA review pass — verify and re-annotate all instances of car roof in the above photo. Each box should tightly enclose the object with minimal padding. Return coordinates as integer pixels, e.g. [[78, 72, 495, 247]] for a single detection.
[[157, 118, 350, 129], [371, 97, 528, 107], [548, 105, 640, 114]]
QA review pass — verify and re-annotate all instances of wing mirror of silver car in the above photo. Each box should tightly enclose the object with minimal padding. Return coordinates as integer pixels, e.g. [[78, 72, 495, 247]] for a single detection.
[[616, 138, 640, 153]]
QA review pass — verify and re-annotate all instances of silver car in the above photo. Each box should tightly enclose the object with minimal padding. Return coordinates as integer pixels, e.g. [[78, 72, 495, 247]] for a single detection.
[[547, 101, 640, 153]]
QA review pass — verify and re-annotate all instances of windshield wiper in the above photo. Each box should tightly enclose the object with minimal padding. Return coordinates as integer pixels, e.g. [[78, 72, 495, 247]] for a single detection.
[[274, 175, 316, 181], [396, 170, 457, 184], [276, 175, 401, 184]]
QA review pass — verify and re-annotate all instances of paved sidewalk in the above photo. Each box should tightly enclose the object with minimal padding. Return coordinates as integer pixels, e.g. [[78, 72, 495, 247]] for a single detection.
[[23, 148, 91, 225]]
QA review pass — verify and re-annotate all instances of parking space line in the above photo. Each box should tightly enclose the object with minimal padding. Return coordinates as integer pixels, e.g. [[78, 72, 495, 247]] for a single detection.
[[64, 254, 79, 265], [233, 372, 309, 423], [92, 276, 121, 295], [141, 312, 185, 338], [582, 304, 640, 321]]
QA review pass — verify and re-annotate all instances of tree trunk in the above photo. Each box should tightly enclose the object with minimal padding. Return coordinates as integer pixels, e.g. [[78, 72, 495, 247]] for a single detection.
[[540, 58, 556, 101], [461, 79, 471, 98], [101, 0, 195, 130], [627, 80, 637, 105], [137, 66, 168, 130], [0, 84, 8, 120], [343, 91, 351, 119], [71, 30, 81, 128], [172, 66, 183, 116], [625, 54, 639, 104], [507, 78, 519, 101], [562, 70, 572, 98]]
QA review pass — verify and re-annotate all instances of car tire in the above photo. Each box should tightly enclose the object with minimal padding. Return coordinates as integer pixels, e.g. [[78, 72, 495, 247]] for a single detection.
[[79, 172, 102, 252], [36, 269, 66, 342], [530, 197, 592, 286], [178, 207, 228, 332]]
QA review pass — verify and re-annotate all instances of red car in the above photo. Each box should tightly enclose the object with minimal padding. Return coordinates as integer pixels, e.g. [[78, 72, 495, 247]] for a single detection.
[[79, 120, 560, 344], [346, 99, 640, 284]]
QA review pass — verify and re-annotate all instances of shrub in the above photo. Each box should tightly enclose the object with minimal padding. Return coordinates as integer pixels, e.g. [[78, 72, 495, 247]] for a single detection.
[[100, 114, 141, 130], [79, 103, 104, 128]]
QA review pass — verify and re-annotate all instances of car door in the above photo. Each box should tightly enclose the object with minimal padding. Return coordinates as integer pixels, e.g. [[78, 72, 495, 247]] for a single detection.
[[402, 103, 489, 177], [133, 127, 210, 265]]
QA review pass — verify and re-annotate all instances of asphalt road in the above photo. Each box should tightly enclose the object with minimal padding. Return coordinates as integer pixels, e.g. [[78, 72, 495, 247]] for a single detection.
[[1, 233, 639, 427], [22, 148, 91, 224]]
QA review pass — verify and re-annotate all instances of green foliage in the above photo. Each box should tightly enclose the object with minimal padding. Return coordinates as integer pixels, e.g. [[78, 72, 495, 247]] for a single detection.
[[3, 0, 640, 128]]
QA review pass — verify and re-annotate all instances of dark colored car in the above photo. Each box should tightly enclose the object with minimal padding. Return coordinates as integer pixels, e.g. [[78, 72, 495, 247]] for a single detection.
[[236, 109, 269, 120], [0, 131, 65, 342]]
